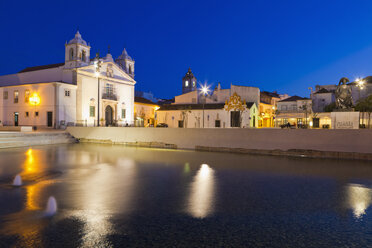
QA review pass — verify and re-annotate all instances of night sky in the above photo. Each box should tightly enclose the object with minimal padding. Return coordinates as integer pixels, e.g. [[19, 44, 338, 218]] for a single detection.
[[1, 0, 372, 98]]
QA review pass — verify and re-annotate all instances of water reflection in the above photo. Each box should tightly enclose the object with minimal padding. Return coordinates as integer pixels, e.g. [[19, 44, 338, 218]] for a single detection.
[[346, 183, 372, 219], [71, 157, 138, 247], [187, 164, 216, 218]]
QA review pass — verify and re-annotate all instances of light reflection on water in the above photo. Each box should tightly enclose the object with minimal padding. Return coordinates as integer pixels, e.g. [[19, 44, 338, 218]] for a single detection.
[[187, 164, 215, 218], [346, 184, 372, 219], [1, 144, 372, 246]]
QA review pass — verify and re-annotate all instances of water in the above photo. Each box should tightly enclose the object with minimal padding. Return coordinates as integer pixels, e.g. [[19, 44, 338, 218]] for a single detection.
[[0, 144, 372, 247]]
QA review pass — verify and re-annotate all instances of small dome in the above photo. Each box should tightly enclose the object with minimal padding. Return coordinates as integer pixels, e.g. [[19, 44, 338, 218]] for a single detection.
[[117, 48, 133, 61], [104, 53, 114, 62], [68, 31, 88, 46]]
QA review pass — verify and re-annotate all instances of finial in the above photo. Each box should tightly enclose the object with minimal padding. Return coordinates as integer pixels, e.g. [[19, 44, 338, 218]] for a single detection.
[[108, 45, 111, 54]]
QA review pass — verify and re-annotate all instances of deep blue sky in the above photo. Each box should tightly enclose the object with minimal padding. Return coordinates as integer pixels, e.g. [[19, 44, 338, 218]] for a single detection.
[[1, 0, 372, 98]]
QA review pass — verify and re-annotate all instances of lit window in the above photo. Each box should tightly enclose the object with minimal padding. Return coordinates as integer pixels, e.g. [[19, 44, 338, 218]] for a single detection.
[[122, 109, 126, 119], [3, 91, 8, 100], [89, 106, 95, 117], [65, 90, 70, 97], [25, 90, 30, 103], [14, 90, 19, 103], [193, 81, 195, 87], [185, 80, 189, 87]]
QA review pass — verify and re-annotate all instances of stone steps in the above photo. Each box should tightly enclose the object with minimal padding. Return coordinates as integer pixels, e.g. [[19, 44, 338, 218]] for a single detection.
[[0, 132, 77, 149]]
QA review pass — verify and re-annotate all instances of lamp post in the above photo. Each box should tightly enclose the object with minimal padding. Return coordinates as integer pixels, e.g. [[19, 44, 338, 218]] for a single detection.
[[29, 93, 40, 131], [94, 53, 102, 126], [200, 85, 210, 128], [356, 78, 365, 127]]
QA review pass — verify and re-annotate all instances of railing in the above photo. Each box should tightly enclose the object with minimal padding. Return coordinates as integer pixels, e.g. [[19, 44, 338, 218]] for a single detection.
[[102, 93, 118, 101]]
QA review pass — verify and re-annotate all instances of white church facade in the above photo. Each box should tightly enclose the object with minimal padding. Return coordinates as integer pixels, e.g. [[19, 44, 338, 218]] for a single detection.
[[157, 69, 259, 128], [0, 31, 136, 128]]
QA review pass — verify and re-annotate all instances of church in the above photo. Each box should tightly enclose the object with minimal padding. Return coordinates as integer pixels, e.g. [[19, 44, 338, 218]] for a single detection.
[[157, 68, 259, 128], [0, 31, 136, 128]]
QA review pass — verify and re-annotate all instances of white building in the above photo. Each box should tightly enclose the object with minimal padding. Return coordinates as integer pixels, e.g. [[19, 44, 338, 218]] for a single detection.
[[157, 69, 259, 128], [0, 31, 136, 128]]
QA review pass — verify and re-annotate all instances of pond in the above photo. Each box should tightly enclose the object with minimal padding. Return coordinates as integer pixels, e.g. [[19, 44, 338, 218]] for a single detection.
[[0, 143, 372, 247]]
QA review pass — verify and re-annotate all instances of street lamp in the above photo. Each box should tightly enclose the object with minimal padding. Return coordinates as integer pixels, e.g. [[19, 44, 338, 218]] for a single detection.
[[29, 93, 40, 130], [199, 84, 210, 128], [94, 53, 102, 126], [356, 78, 366, 127]]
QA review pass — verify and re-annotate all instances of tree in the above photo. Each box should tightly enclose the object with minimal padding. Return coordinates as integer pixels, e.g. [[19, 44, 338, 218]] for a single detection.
[[180, 106, 192, 128], [324, 102, 336, 112], [355, 95, 372, 128], [299, 102, 312, 128]]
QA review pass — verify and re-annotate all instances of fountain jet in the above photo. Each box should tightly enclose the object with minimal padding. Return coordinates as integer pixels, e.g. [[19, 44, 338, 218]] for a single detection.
[[45, 196, 57, 216], [13, 174, 22, 186]]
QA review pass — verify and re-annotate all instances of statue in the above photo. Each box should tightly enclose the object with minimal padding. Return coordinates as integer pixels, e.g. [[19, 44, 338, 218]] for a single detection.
[[335, 77, 353, 110]]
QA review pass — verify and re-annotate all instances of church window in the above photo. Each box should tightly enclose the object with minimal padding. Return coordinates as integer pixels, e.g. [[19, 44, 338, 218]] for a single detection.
[[65, 90, 70, 97], [129, 65, 132, 75], [122, 109, 126, 119], [14, 91, 19, 103], [82, 50, 86, 62], [105, 83, 114, 95], [69, 48, 74, 60], [89, 106, 95, 117], [3, 91, 8, 100], [185, 80, 189, 87], [25, 90, 30, 103], [193, 81, 196, 87]]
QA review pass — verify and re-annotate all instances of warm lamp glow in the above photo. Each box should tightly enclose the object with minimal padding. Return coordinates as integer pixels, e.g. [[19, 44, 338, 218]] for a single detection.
[[29, 93, 40, 105]]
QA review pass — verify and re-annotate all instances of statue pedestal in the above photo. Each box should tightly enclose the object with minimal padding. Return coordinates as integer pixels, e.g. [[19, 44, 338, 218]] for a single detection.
[[331, 112, 359, 129]]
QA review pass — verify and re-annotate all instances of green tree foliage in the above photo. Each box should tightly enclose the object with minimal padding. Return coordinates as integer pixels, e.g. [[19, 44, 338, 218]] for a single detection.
[[324, 102, 336, 112], [355, 95, 372, 128]]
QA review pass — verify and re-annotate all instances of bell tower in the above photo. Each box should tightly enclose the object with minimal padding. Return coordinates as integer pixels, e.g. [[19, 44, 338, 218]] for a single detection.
[[115, 48, 135, 78], [182, 68, 197, 94], [64, 31, 91, 68]]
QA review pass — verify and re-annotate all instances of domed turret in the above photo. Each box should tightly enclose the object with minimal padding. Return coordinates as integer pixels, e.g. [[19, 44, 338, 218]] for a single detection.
[[182, 68, 197, 94], [64, 31, 91, 68]]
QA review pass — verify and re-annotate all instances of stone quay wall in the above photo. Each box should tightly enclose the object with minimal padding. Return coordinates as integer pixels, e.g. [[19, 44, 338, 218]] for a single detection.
[[67, 127, 372, 160]]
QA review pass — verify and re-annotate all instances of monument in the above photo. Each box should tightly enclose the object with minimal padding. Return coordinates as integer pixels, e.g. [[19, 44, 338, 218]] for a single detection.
[[331, 77, 360, 129]]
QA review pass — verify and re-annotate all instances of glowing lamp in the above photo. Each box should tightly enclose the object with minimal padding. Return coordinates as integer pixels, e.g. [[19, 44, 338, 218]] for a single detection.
[[29, 93, 40, 106]]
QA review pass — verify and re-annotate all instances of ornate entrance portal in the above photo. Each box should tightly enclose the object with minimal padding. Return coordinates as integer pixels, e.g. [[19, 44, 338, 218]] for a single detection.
[[105, 105, 113, 126]]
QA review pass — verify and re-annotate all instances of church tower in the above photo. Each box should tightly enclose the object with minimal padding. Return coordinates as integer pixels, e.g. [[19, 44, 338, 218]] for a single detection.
[[182, 68, 197, 94], [115, 48, 135, 78], [64, 31, 91, 68]]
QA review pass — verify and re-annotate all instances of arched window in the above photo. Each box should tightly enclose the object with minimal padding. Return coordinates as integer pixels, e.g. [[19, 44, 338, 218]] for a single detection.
[[69, 48, 74, 61], [128, 65, 132, 75], [82, 50, 86, 62]]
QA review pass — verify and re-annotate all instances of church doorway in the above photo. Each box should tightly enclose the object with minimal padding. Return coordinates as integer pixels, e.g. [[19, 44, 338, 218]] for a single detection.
[[230, 111, 240, 127], [105, 105, 113, 126]]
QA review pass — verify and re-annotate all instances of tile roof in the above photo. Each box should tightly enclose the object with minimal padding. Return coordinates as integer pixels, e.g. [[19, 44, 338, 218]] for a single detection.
[[19, 63, 65, 73], [135, 96, 158, 105], [278, 95, 309, 102], [158, 102, 255, 111]]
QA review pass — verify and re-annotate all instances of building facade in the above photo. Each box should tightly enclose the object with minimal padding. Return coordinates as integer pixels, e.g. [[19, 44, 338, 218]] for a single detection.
[[157, 70, 259, 128], [0, 31, 136, 128], [134, 96, 159, 127]]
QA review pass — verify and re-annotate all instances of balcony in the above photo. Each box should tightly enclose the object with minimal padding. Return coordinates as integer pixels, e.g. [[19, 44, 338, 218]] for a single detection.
[[102, 93, 117, 101]]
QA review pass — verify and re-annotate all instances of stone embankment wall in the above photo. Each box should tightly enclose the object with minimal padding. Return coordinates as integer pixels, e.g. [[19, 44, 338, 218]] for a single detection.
[[0, 132, 76, 149], [67, 127, 372, 160]]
